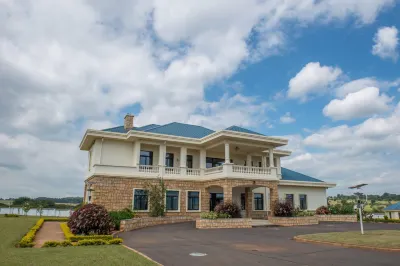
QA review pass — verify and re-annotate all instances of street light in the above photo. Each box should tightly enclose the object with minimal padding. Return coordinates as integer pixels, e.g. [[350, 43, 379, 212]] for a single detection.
[[349, 183, 368, 235]]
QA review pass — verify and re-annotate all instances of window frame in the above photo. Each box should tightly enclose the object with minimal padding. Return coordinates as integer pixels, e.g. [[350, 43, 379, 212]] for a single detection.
[[299, 194, 307, 210], [186, 155, 193, 169], [132, 188, 149, 212], [140, 150, 153, 166], [285, 193, 294, 207], [253, 193, 264, 211], [165, 152, 174, 167], [186, 190, 201, 212], [165, 189, 180, 212], [206, 157, 225, 168]]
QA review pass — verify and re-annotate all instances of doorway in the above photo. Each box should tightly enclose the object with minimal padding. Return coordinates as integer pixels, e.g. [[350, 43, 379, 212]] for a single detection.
[[209, 193, 224, 211]]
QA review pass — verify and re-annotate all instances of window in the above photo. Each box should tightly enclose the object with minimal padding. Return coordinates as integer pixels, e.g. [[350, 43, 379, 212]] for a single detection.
[[241, 193, 246, 210], [140, 151, 153, 166], [133, 189, 148, 210], [206, 157, 224, 168], [166, 190, 179, 211], [187, 191, 199, 211], [186, 155, 193, 169], [285, 194, 294, 207], [299, 194, 307, 210], [165, 153, 174, 167], [254, 193, 264, 210]]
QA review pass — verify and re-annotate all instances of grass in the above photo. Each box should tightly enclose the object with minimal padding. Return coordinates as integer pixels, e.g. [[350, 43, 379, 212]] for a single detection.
[[296, 230, 400, 249], [0, 216, 157, 266]]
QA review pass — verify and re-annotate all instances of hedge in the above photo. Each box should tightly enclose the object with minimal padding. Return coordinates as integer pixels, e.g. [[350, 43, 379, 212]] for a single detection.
[[60, 222, 114, 242], [364, 218, 400, 223], [76, 238, 123, 246], [4, 214, 19, 217], [43, 217, 69, 222], [42, 240, 72, 247], [19, 218, 44, 248]]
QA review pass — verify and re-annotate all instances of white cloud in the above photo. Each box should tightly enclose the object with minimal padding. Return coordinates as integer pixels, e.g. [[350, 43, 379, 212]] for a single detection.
[[0, 0, 396, 197], [323, 87, 393, 120], [287, 62, 342, 101], [335, 78, 380, 97], [372, 26, 399, 61], [280, 112, 296, 124]]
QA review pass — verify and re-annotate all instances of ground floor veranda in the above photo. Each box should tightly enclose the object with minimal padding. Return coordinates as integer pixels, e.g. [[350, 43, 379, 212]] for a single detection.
[[85, 176, 279, 218]]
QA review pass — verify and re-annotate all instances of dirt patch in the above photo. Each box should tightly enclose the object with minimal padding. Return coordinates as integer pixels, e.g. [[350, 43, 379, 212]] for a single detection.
[[34, 222, 64, 248], [232, 243, 287, 253]]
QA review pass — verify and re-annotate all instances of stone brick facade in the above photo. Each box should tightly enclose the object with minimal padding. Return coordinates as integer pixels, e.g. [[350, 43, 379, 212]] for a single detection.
[[87, 175, 279, 218], [196, 218, 252, 229], [269, 216, 319, 226], [120, 216, 194, 231], [316, 215, 357, 222]]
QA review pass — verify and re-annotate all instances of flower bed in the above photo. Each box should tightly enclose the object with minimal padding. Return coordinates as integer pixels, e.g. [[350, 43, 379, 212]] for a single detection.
[[269, 216, 318, 226], [316, 215, 357, 222], [196, 218, 252, 229], [120, 216, 195, 231], [364, 218, 400, 224]]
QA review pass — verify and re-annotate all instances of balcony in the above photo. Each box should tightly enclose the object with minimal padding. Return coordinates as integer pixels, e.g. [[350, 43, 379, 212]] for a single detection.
[[90, 163, 279, 181]]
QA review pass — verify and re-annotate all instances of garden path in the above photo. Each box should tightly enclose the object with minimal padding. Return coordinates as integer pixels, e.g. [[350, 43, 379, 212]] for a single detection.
[[34, 221, 64, 248]]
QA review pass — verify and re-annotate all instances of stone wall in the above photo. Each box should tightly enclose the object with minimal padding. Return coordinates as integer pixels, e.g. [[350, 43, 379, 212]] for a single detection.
[[269, 216, 319, 226], [120, 216, 195, 231], [196, 218, 252, 229], [316, 215, 357, 222]]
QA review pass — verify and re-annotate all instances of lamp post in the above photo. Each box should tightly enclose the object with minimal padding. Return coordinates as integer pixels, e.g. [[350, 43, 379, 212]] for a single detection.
[[349, 183, 368, 235]]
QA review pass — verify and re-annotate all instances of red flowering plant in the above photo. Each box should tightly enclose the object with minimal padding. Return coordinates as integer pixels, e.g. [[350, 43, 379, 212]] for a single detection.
[[68, 204, 113, 235]]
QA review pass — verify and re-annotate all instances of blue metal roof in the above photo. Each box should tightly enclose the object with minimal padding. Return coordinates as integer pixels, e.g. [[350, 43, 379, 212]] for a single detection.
[[225, 125, 264, 136], [102, 122, 265, 138], [384, 202, 400, 211], [281, 168, 323, 183]]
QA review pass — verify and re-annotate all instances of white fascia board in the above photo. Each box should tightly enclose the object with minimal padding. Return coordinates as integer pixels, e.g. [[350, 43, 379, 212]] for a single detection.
[[279, 180, 336, 188]]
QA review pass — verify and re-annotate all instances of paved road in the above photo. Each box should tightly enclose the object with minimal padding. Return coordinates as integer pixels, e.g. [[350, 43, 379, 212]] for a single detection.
[[120, 222, 400, 266]]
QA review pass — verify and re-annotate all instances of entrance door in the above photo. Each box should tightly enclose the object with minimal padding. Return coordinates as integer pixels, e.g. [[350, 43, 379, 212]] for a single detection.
[[209, 193, 224, 211], [240, 193, 246, 217]]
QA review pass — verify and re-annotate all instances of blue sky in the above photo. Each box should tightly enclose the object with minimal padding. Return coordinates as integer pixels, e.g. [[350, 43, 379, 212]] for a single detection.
[[0, 0, 399, 198]]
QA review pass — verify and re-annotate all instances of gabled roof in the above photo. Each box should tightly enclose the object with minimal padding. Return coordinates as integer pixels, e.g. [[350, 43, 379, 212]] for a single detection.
[[384, 202, 400, 211], [102, 122, 265, 139], [281, 168, 323, 183]]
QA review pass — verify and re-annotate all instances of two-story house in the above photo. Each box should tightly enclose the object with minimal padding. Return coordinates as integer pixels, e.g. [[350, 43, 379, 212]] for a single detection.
[[79, 114, 335, 218]]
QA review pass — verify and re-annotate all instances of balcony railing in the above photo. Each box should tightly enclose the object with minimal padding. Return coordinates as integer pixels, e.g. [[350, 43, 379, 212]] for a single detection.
[[165, 167, 181, 175], [139, 165, 159, 173], [204, 165, 223, 175], [232, 165, 271, 175], [187, 168, 200, 176]]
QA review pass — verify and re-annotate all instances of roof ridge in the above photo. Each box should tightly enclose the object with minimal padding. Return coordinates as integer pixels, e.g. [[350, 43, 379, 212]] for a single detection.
[[102, 125, 124, 131]]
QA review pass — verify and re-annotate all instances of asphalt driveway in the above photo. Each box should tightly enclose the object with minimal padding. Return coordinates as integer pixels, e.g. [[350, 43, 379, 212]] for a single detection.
[[119, 222, 400, 266]]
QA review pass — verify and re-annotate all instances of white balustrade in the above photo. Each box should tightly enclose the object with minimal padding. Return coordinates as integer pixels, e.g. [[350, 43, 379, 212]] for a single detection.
[[165, 167, 181, 175], [139, 165, 159, 173], [232, 165, 271, 175], [187, 168, 200, 176], [204, 165, 224, 175]]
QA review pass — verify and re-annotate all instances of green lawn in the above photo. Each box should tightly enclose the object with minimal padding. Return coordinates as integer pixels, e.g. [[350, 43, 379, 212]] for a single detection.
[[296, 230, 400, 249], [0, 216, 157, 266]]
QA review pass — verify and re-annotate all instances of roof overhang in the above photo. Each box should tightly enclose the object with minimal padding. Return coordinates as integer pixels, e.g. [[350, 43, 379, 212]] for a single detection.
[[279, 180, 336, 188]]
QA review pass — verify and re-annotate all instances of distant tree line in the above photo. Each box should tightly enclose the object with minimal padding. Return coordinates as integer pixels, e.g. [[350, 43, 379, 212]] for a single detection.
[[329, 193, 400, 202], [0, 197, 83, 208]]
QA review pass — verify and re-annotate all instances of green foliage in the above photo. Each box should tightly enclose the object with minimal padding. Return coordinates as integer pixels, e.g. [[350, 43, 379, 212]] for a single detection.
[[107, 238, 123, 245], [200, 211, 231, 219], [22, 202, 31, 216], [145, 177, 166, 217], [4, 214, 19, 217], [68, 204, 113, 235], [60, 222, 74, 240], [42, 240, 72, 247], [109, 208, 135, 230], [294, 208, 315, 217], [365, 218, 400, 223], [316, 206, 330, 215], [60, 222, 114, 242], [328, 202, 355, 215], [384, 215, 389, 220], [77, 239, 108, 246], [19, 218, 44, 248], [214, 201, 241, 218], [13, 197, 31, 206]]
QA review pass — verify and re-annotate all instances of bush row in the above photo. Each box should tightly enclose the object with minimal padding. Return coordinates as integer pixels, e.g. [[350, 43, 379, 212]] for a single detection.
[[42, 240, 72, 247], [77, 238, 123, 246], [19, 218, 44, 247], [316, 204, 355, 215], [109, 209, 135, 230], [200, 211, 231, 219], [364, 218, 400, 223], [4, 214, 19, 217], [60, 222, 113, 242]]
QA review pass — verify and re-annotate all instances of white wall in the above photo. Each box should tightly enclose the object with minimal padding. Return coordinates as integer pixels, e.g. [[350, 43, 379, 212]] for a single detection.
[[101, 140, 134, 167], [385, 211, 400, 219], [278, 185, 327, 211]]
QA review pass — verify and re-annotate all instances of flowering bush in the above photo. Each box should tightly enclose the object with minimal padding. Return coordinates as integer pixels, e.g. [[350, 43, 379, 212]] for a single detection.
[[214, 201, 241, 218], [200, 211, 231, 219], [316, 206, 330, 215], [67, 204, 113, 235], [273, 201, 294, 217]]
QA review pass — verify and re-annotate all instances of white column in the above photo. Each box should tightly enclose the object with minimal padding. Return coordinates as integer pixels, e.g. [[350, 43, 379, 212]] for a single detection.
[[159, 143, 166, 166], [277, 157, 281, 175], [200, 149, 206, 176], [224, 142, 230, 164], [246, 154, 252, 167], [269, 148, 274, 167], [133, 140, 141, 167], [180, 147, 187, 168], [261, 156, 267, 168]]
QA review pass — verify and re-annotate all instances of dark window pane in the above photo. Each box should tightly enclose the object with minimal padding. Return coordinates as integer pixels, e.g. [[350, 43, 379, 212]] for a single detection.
[[188, 191, 199, 211], [206, 157, 225, 168], [241, 193, 246, 210], [166, 190, 179, 211], [285, 194, 294, 207], [140, 151, 153, 166], [166, 153, 174, 167], [299, 194, 307, 210], [254, 193, 264, 210], [134, 189, 148, 210], [186, 155, 193, 168]]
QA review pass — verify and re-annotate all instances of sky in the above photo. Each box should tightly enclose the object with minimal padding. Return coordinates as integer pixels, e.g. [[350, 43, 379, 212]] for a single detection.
[[0, 0, 399, 198]]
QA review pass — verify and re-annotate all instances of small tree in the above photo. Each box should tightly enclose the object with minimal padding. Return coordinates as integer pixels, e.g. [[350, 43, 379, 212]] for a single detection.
[[145, 177, 166, 217], [22, 202, 31, 216], [37, 204, 44, 217]]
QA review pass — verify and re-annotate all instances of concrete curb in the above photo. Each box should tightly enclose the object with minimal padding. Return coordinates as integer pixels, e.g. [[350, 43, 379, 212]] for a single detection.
[[293, 236, 400, 252], [122, 244, 163, 266]]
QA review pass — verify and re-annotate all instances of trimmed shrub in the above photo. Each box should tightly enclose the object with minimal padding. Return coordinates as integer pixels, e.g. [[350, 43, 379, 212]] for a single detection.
[[316, 206, 330, 215], [70, 235, 113, 242], [108, 238, 123, 245], [200, 211, 231, 219], [364, 218, 400, 224], [19, 218, 44, 247], [109, 209, 135, 230], [214, 201, 241, 218], [77, 239, 108, 246], [294, 209, 315, 217], [42, 240, 72, 247], [68, 204, 113, 235], [60, 223, 74, 240], [4, 214, 19, 217], [273, 201, 294, 217]]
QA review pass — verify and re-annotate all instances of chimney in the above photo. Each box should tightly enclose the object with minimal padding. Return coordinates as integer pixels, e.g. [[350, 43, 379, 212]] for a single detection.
[[124, 114, 134, 130]]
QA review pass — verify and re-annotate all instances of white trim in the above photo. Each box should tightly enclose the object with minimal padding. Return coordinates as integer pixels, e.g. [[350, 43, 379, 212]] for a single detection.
[[132, 188, 149, 212], [165, 189, 181, 212], [279, 180, 336, 188], [186, 190, 201, 212]]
